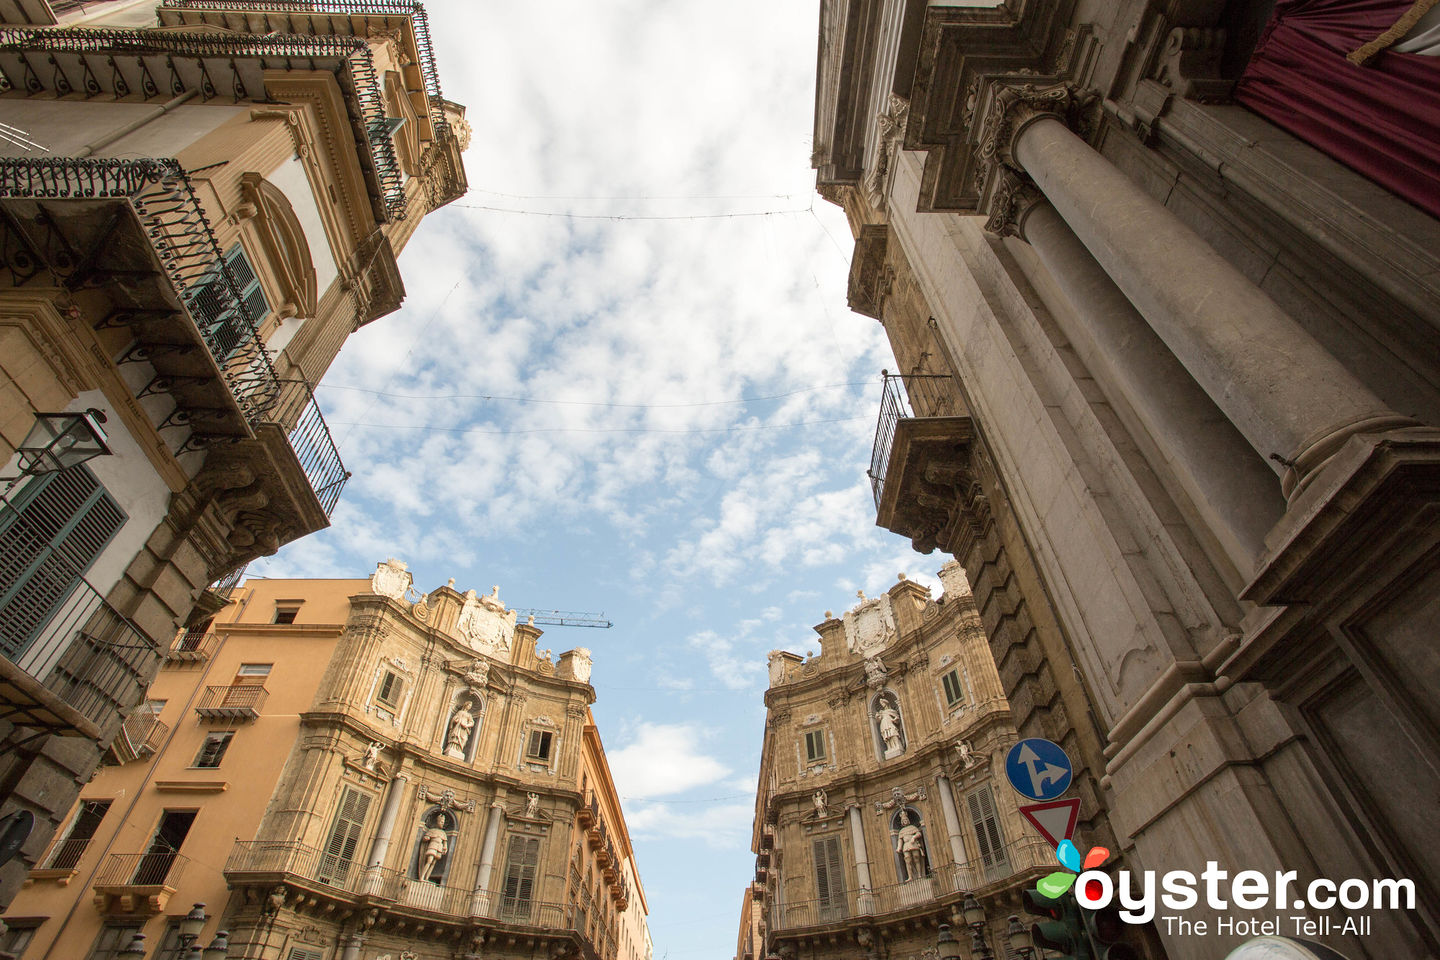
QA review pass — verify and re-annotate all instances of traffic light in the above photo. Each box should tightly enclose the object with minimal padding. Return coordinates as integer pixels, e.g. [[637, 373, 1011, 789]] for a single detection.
[[1081, 903, 1141, 960], [1021, 887, 1090, 960]]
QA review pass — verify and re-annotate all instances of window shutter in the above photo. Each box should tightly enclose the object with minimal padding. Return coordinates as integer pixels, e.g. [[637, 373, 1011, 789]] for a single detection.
[[286, 950, 324, 960], [812, 836, 846, 919], [501, 835, 540, 917], [318, 788, 371, 884], [943, 670, 964, 706], [0, 467, 125, 661], [225, 246, 270, 325], [967, 785, 1007, 867]]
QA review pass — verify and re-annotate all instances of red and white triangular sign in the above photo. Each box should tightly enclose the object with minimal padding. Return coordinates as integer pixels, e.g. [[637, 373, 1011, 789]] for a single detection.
[[1018, 798, 1081, 848]]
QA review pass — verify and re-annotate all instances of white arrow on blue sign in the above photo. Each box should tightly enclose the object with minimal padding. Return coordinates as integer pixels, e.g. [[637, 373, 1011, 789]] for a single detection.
[[1004, 738, 1073, 801]]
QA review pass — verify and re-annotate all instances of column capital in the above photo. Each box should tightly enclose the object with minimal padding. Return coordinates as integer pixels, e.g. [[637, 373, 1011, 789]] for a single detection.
[[982, 169, 1048, 239], [975, 78, 1075, 177]]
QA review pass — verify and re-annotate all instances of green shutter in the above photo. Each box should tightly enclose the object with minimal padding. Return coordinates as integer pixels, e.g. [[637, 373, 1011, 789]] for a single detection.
[[501, 835, 540, 918], [0, 466, 125, 661], [967, 785, 1007, 868], [813, 836, 847, 920], [317, 788, 371, 885]]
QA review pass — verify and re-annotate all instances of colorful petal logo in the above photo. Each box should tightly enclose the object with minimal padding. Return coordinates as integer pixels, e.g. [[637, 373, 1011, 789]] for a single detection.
[[1037, 839, 1110, 898]]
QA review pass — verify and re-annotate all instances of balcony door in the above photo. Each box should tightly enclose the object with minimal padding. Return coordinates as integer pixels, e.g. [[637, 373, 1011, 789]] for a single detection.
[[132, 810, 195, 885]]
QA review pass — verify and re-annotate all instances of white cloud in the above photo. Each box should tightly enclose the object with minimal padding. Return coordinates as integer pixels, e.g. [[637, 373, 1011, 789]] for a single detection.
[[623, 800, 755, 850], [607, 723, 730, 800]]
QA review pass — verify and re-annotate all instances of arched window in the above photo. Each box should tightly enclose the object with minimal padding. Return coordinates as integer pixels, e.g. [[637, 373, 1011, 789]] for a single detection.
[[236, 173, 318, 325], [890, 806, 932, 882]]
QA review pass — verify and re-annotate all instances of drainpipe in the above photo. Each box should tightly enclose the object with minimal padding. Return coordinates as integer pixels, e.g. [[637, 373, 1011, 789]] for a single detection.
[[75, 89, 198, 159]]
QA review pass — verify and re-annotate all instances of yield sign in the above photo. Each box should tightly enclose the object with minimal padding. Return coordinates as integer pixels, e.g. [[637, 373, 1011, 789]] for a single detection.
[[1018, 798, 1081, 848]]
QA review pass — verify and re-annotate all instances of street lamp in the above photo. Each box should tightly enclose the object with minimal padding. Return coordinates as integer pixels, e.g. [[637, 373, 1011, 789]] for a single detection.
[[6, 409, 110, 478], [1007, 915, 1035, 959], [936, 923, 963, 960], [202, 931, 231, 960], [176, 902, 208, 957], [962, 894, 994, 960], [117, 932, 146, 959]]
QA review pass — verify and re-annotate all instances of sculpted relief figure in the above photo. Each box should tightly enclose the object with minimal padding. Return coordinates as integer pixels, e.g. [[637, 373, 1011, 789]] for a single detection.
[[446, 699, 477, 760], [362, 740, 383, 771], [525, 792, 540, 818], [418, 813, 449, 883], [812, 789, 828, 817]]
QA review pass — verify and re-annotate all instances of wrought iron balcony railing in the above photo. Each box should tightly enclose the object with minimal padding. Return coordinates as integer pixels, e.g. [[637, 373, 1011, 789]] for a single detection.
[[769, 835, 1051, 932], [0, 27, 406, 219], [157, 0, 449, 136], [0, 158, 350, 519], [868, 372, 956, 508], [109, 707, 169, 763], [166, 624, 218, 662], [194, 683, 268, 719], [94, 850, 190, 889]]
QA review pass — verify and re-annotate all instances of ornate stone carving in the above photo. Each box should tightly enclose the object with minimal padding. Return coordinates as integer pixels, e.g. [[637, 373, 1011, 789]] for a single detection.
[[975, 79, 1073, 181], [982, 168, 1047, 239], [417, 785, 476, 814], [362, 740, 383, 771], [864, 94, 910, 208], [455, 587, 516, 657], [955, 739, 985, 769], [843, 593, 898, 656], [863, 656, 888, 689], [370, 557, 412, 601], [873, 784, 926, 815], [1153, 27, 1233, 101], [524, 793, 540, 818], [445, 698, 478, 760], [461, 659, 489, 690], [566, 647, 593, 683]]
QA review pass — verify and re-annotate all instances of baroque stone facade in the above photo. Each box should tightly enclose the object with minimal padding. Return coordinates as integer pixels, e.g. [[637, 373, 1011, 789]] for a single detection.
[[0, 0, 468, 911], [2, 564, 651, 960], [747, 569, 1066, 960], [815, 1, 1440, 958]]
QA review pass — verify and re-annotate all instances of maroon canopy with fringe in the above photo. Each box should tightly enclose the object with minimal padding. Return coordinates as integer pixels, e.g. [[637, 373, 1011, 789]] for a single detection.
[[1235, 0, 1440, 219]]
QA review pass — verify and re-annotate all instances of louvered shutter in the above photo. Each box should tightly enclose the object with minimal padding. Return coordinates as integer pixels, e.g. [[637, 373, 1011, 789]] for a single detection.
[[967, 785, 1007, 869], [225, 246, 270, 326], [501, 835, 540, 918], [812, 836, 847, 921], [0, 466, 125, 664], [317, 788, 371, 884], [286, 950, 324, 960]]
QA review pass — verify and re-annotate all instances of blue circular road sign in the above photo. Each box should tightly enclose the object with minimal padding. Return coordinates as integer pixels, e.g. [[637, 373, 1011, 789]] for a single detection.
[[1004, 738, 1073, 801]]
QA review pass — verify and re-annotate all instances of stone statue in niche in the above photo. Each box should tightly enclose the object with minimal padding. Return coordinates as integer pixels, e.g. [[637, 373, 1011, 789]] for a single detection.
[[955, 739, 983, 769], [525, 792, 540, 818], [362, 740, 383, 771], [446, 698, 477, 760], [812, 789, 828, 817], [894, 809, 928, 881], [417, 812, 450, 883], [873, 692, 905, 758]]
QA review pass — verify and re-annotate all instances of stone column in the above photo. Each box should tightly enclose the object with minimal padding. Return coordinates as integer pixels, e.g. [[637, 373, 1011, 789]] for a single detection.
[[847, 804, 875, 913], [339, 935, 363, 960], [935, 775, 968, 875], [985, 81, 1414, 499], [469, 801, 505, 917], [360, 773, 408, 895], [1004, 190, 1285, 569]]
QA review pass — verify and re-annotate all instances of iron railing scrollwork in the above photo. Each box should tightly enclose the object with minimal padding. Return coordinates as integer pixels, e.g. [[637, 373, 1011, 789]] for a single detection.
[[868, 372, 955, 509], [0, 27, 406, 219], [158, 0, 449, 136], [273, 380, 351, 515]]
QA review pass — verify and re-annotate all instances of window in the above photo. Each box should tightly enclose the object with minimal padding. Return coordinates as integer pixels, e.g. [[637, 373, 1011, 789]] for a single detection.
[[234, 663, 272, 682], [941, 669, 965, 708], [812, 836, 847, 922], [190, 245, 269, 357], [0, 920, 38, 956], [85, 923, 142, 960], [46, 798, 111, 870], [376, 671, 403, 709], [273, 604, 300, 625], [525, 729, 553, 761], [501, 835, 540, 919], [286, 950, 324, 960], [133, 810, 195, 885], [966, 784, 1008, 870], [193, 731, 234, 768], [143, 699, 166, 716], [803, 730, 826, 763], [317, 787, 372, 885], [0, 465, 126, 663]]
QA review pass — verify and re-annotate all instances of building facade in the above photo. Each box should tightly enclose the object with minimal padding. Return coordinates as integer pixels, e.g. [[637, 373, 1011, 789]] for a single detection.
[[2, 561, 651, 960], [813, 2, 1440, 959], [0, 0, 468, 910], [749, 566, 1064, 960]]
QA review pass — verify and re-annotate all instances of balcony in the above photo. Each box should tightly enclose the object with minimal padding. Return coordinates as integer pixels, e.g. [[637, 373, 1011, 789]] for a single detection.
[[0, 534, 160, 740], [108, 708, 168, 763], [0, 157, 350, 573], [92, 851, 190, 915], [769, 836, 1051, 934], [194, 684, 268, 720], [868, 373, 975, 554], [166, 625, 218, 663]]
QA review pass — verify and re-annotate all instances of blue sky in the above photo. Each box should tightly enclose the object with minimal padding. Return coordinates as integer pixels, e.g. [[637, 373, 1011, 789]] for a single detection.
[[251, 0, 954, 954]]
